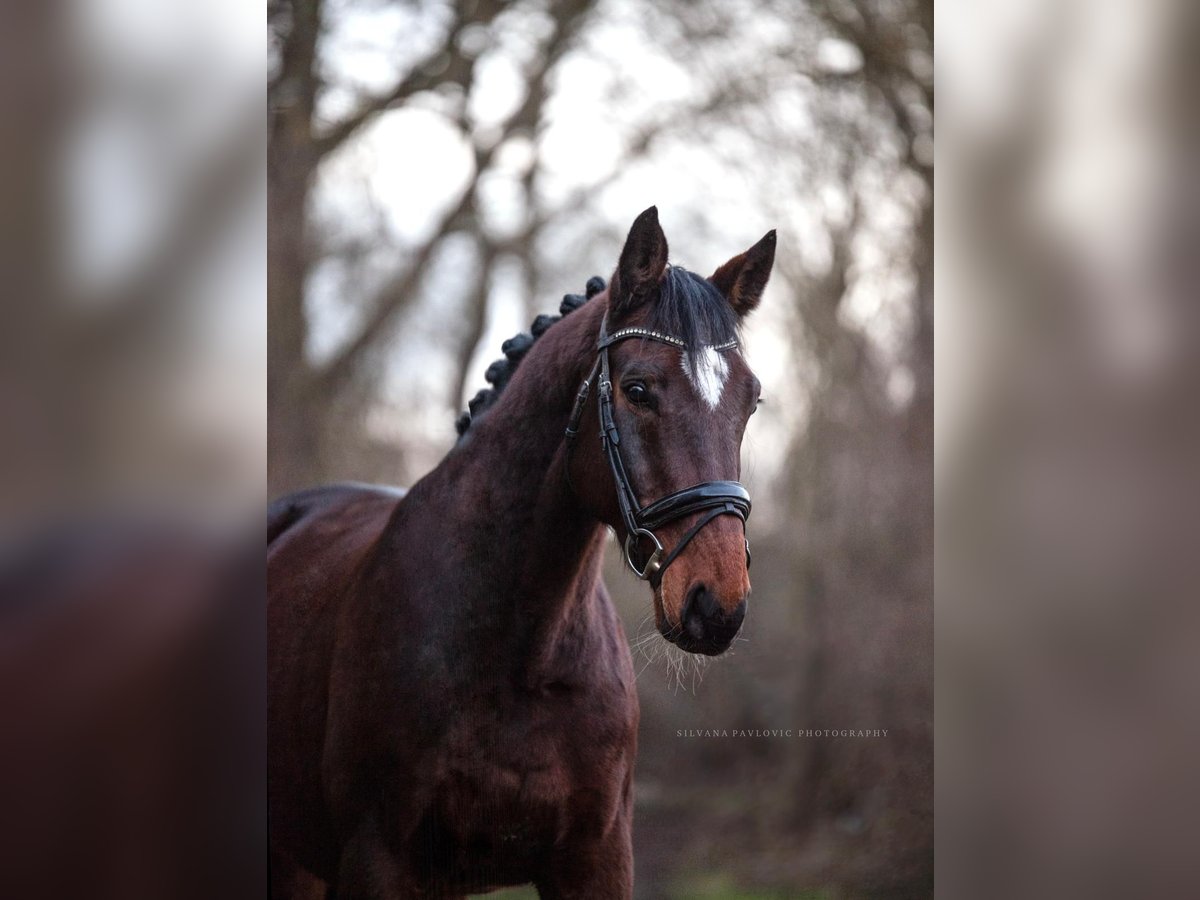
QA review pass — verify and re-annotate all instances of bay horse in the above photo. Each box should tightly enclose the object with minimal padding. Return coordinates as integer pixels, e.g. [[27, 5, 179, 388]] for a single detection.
[[268, 207, 775, 898]]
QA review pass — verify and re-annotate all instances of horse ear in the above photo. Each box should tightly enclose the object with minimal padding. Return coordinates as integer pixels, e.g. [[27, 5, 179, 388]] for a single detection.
[[709, 230, 776, 317], [611, 206, 669, 316]]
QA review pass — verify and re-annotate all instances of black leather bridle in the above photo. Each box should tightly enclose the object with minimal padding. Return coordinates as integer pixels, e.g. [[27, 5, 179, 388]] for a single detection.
[[565, 317, 752, 584]]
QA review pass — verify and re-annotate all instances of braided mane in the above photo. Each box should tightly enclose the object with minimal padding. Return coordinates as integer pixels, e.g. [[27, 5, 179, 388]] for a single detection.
[[455, 275, 607, 438]]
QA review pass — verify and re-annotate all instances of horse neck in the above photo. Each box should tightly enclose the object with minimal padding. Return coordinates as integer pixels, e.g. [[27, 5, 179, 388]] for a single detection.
[[427, 297, 612, 676]]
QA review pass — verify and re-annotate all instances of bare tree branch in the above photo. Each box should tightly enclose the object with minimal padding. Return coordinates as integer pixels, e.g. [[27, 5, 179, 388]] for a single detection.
[[815, 0, 932, 172], [450, 236, 500, 411], [311, 0, 596, 399], [312, 0, 508, 160]]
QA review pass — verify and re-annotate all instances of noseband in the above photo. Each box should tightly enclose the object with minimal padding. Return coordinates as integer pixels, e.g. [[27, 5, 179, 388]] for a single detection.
[[565, 318, 752, 584]]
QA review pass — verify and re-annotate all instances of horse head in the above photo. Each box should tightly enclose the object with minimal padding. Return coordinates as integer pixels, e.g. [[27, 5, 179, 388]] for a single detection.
[[568, 207, 775, 655]]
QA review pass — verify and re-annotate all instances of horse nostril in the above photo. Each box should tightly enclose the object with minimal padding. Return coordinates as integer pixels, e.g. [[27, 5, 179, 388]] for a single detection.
[[678, 586, 747, 652], [681, 583, 712, 640], [697, 585, 720, 620]]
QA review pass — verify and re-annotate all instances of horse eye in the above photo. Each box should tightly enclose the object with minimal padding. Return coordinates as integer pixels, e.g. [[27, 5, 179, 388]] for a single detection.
[[624, 383, 650, 406]]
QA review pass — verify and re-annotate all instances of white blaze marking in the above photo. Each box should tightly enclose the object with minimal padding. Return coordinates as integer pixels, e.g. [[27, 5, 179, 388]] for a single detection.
[[681, 347, 729, 410]]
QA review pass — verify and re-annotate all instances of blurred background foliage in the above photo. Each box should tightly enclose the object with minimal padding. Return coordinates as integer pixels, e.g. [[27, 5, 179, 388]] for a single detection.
[[269, 0, 932, 895]]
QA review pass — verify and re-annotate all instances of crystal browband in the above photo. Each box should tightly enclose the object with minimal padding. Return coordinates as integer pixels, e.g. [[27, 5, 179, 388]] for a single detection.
[[598, 327, 738, 353]]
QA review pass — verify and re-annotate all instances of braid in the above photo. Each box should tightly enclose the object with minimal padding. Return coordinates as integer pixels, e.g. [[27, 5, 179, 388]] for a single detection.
[[454, 275, 606, 438]]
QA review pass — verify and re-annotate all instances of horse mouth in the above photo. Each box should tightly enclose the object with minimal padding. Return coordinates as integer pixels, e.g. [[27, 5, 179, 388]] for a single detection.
[[656, 613, 738, 656], [653, 579, 747, 656]]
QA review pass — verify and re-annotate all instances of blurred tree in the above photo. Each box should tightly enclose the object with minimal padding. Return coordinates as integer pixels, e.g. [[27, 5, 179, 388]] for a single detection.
[[782, 0, 933, 891], [268, 0, 594, 494]]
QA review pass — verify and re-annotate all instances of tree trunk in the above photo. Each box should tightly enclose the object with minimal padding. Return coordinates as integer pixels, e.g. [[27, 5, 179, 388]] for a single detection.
[[268, 0, 321, 497]]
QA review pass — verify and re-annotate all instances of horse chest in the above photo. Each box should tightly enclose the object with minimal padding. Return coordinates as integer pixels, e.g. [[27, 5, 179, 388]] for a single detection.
[[416, 683, 633, 875]]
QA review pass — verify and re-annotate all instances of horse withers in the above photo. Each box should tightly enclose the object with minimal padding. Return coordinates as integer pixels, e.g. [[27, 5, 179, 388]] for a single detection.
[[268, 207, 775, 898]]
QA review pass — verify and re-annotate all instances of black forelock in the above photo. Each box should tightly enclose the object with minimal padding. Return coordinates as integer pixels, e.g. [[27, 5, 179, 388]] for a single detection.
[[638, 265, 740, 358]]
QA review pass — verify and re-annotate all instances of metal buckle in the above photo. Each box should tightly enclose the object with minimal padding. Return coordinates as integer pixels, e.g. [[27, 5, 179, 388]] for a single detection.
[[624, 528, 663, 580]]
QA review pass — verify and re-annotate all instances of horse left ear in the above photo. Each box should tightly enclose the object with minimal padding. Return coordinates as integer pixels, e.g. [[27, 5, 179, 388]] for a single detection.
[[709, 230, 776, 317], [611, 206, 669, 317]]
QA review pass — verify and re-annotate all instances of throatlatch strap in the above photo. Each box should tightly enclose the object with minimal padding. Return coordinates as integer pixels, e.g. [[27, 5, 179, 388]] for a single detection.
[[564, 356, 601, 444]]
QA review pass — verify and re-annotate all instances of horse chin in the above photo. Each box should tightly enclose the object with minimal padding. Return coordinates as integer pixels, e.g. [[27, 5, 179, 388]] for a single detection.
[[656, 616, 734, 656]]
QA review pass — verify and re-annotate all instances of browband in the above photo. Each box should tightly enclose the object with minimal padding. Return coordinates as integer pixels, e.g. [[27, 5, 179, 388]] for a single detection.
[[598, 326, 739, 353]]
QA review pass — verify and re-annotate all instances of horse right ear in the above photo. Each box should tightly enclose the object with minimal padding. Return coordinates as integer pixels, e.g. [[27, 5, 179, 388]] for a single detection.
[[709, 230, 776, 318], [610, 206, 669, 317]]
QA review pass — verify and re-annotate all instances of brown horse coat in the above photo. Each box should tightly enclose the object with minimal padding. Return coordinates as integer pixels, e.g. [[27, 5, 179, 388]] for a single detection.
[[268, 208, 774, 898]]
